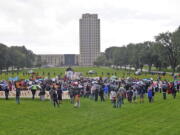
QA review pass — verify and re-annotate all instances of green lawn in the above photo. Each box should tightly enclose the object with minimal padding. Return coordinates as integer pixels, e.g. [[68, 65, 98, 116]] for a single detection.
[[0, 67, 175, 81], [0, 93, 180, 135]]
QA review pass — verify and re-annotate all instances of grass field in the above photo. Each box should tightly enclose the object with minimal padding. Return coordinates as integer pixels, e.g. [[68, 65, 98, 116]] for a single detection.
[[0, 67, 175, 81], [0, 93, 180, 135]]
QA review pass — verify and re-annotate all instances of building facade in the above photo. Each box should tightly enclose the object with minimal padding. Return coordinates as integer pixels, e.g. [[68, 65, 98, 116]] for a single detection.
[[79, 13, 101, 66], [40, 54, 79, 66]]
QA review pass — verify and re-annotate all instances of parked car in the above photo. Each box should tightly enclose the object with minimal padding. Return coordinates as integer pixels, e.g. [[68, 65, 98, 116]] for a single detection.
[[135, 70, 141, 75]]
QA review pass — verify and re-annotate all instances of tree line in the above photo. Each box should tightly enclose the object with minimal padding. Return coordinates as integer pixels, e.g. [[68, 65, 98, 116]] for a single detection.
[[0, 43, 36, 72], [94, 26, 180, 74]]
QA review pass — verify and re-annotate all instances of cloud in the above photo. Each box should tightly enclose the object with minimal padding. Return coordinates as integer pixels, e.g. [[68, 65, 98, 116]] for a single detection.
[[0, 0, 179, 54]]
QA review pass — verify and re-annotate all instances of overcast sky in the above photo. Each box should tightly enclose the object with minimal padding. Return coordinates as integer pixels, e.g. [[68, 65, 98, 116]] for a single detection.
[[0, 0, 179, 54]]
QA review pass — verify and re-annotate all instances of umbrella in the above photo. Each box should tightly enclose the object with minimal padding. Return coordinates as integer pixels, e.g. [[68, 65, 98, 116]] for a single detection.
[[0, 82, 8, 89]]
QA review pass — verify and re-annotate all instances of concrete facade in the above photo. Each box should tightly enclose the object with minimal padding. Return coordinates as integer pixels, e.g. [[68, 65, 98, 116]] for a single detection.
[[79, 13, 101, 66], [39, 54, 79, 66]]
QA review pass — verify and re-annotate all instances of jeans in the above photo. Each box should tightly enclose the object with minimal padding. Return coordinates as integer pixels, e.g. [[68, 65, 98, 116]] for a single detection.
[[5, 91, 9, 100], [172, 93, 176, 99], [112, 100, 116, 108], [163, 93, 166, 100], [116, 97, 122, 108], [100, 95, 105, 102], [104, 93, 108, 99], [31, 90, 36, 99], [16, 96, 20, 104], [53, 100, 59, 107], [148, 97, 152, 103], [95, 93, 98, 101]]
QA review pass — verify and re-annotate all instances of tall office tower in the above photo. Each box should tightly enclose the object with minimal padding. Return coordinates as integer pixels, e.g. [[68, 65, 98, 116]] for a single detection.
[[79, 13, 100, 66]]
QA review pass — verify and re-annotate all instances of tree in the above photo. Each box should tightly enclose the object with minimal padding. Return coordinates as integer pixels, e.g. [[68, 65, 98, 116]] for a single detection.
[[155, 27, 180, 74], [0, 44, 9, 72], [0, 43, 36, 71], [126, 43, 144, 71], [94, 55, 107, 66], [105, 47, 119, 60], [36, 55, 42, 68], [141, 42, 159, 72], [112, 47, 128, 69]]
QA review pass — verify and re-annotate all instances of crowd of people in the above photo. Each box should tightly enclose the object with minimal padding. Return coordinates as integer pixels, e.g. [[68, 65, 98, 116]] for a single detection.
[[0, 72, 180, 108]]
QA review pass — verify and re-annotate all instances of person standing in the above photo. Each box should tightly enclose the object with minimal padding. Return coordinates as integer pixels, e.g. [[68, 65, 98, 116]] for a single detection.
[[57, 85, 63, 104], [85, 84, 91, 98], [99, 84, 105, 102], [116, 90, 123, 108], [103, 85, 109, 99], [119, 86, 126, 104], [4, 85, 9, 100], [30, 83, 38, 100], [139, 85, 145, 103], [132, 88, 138, 103], [15, 81, 21, 104], [162, 83, 167, 100], [171, 83, 177, 99], [90, 84, 96, 100], [39, 84, 46, 101], [69, 86, 74, 104], [74, 86, 80, 108], [147, 87, 153, 103], [94, 83, 99, 102], [110, 90, 117, 108], [127, 88, 133, 103], [52, 89, 59, 107], [49, 86, 54, 102]]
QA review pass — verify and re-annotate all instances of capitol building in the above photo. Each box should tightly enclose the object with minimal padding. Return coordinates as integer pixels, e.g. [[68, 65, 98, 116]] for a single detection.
[[39, 13, 101, 66]]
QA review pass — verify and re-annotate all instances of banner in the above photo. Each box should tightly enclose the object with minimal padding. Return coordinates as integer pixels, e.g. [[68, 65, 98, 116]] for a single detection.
[[0, 90, 70, 99]]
